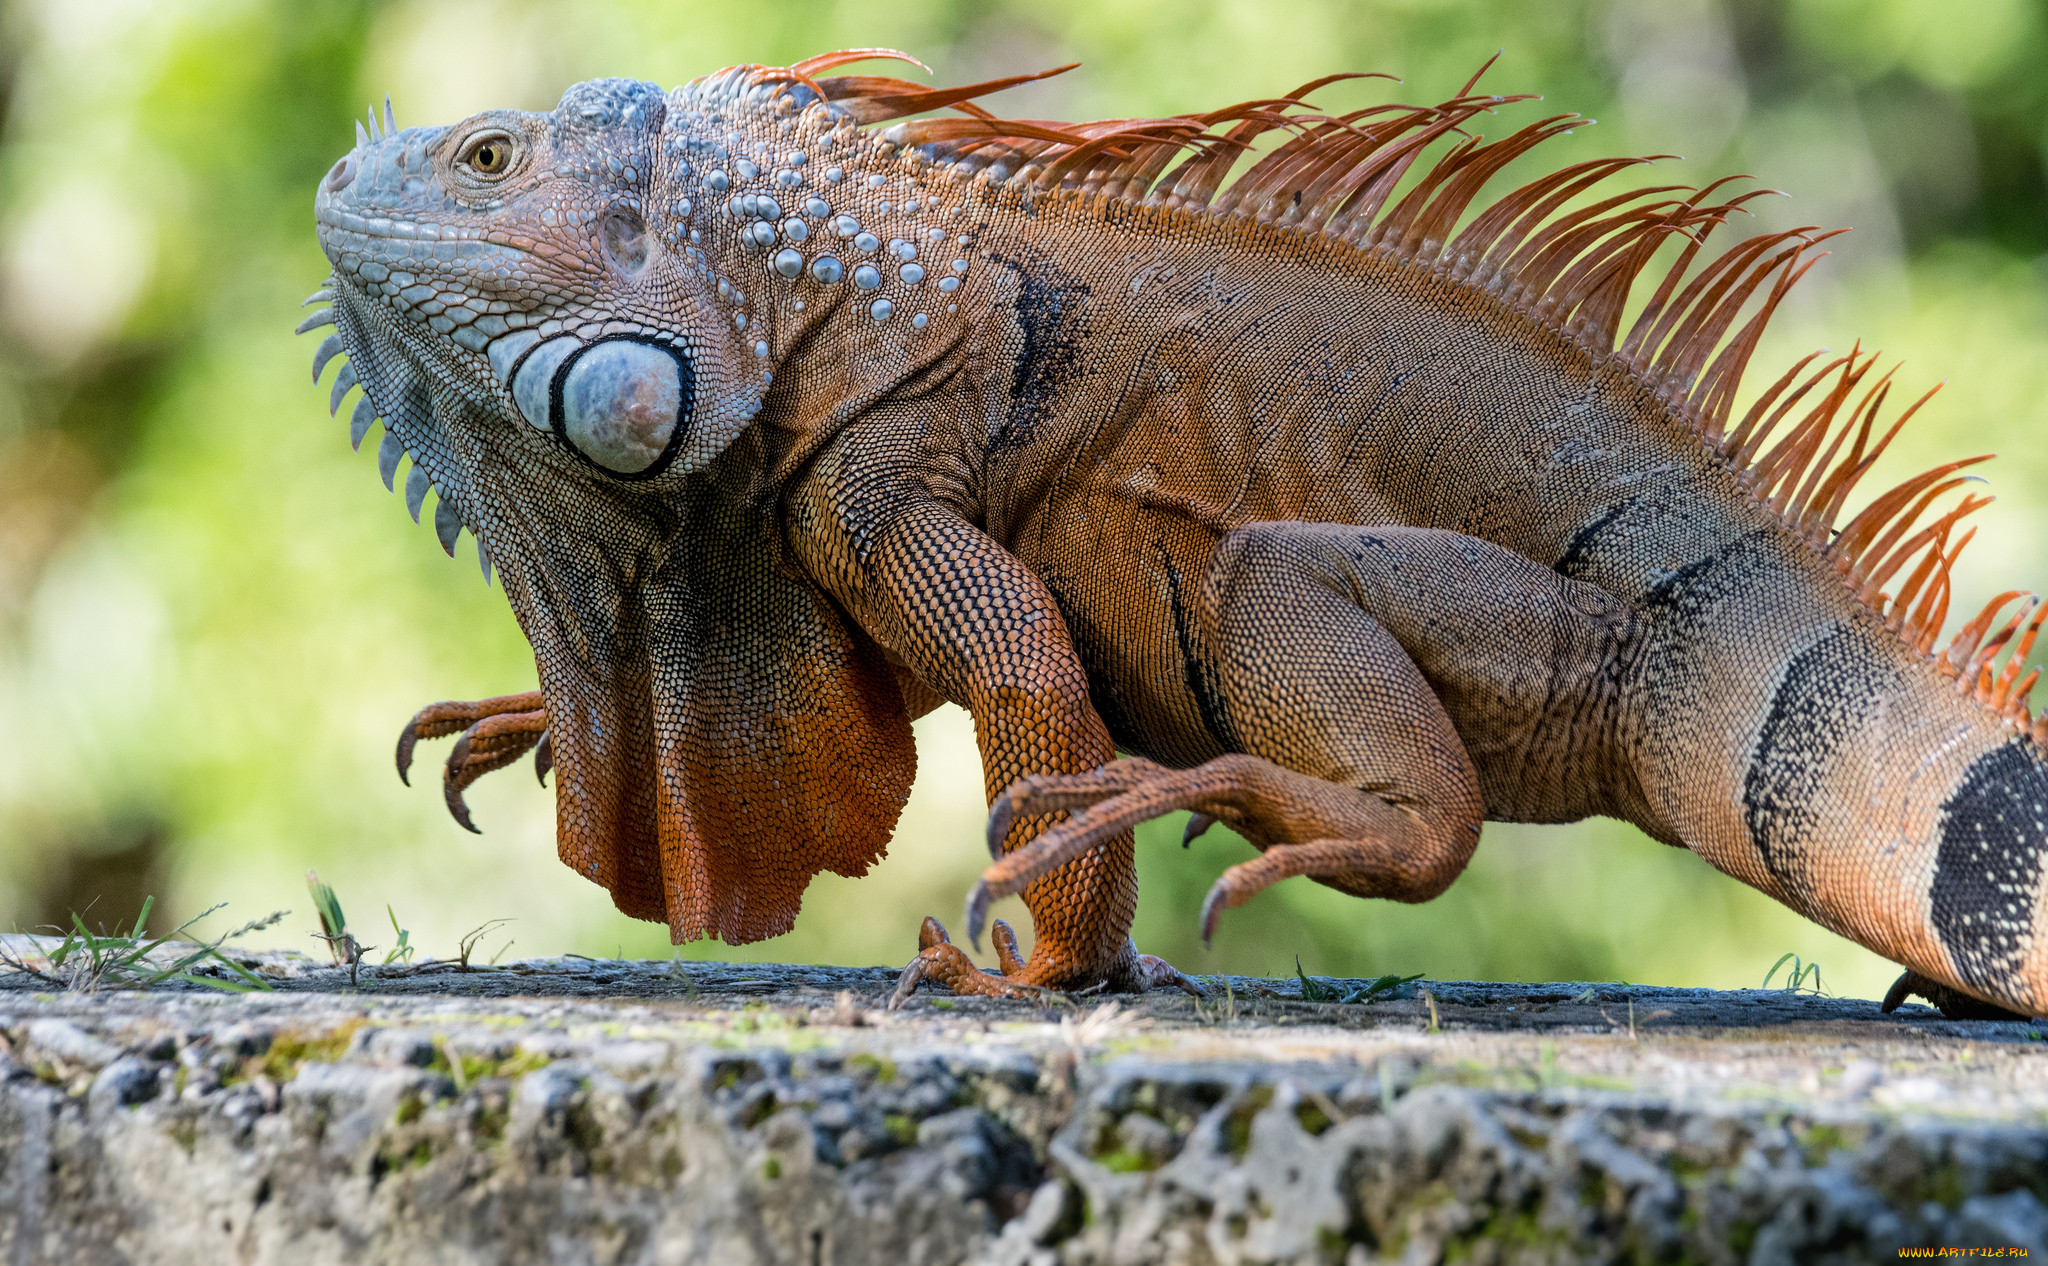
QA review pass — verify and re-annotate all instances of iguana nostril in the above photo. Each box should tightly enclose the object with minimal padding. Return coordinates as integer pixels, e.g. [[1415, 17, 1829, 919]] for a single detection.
[[323, 153, 358, 194]]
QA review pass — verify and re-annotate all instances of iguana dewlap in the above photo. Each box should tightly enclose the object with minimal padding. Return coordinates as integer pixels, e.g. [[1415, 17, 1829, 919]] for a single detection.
[[306, 53, 2048, 1018]]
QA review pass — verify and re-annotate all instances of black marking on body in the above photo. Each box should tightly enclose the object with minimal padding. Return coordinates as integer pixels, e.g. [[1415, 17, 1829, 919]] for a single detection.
[[1741, 625, 1899, 902], [1630, 527, 1782, 619], [1155, 541, 1238, 751], [989, 251, 1091, 458], [1556, 498, 1640, 578], [1932, 742, 2048, 994]]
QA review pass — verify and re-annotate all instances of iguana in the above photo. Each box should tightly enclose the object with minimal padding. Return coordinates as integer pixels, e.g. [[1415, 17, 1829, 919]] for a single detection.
[[304, 51, 2048, 1020]]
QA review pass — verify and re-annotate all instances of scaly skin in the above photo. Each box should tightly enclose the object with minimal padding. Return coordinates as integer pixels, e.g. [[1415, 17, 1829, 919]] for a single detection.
[[308, 58, 2047, 1016]]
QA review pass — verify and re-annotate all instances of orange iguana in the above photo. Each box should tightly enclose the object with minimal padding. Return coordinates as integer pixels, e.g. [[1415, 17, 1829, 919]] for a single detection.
[[304, 51, 2048, 1019]]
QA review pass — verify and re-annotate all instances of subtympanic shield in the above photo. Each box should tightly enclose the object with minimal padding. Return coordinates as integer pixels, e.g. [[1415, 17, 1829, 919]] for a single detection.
[[509, 335, 693, 477]]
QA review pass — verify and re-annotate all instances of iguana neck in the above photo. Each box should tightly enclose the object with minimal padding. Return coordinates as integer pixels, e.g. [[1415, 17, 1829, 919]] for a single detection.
[[663, 81, 1005, 495]]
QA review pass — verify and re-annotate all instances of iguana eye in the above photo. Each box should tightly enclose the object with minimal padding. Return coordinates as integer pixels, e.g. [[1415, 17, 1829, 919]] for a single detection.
[[458, 131, 516, 178]]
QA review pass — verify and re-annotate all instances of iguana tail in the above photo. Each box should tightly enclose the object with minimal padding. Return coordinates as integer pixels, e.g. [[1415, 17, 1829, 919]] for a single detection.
[[1591, 346, 2048, 1017]]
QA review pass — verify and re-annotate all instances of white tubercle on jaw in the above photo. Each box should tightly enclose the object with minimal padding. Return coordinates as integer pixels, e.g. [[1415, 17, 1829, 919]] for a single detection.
[[487, 330, 542, 382], [512, 337, 581, 430]]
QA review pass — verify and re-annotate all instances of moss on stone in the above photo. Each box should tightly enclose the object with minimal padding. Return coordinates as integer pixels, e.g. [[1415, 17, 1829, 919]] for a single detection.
[[249, 1020, 364, 1084], [1223, 1086, 1274, 1157], [849, 1053, 896, 1085]]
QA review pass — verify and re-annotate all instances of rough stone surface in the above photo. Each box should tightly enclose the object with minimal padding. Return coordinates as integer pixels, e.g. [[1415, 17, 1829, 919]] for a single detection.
[[0, 939, 2043, 1264]]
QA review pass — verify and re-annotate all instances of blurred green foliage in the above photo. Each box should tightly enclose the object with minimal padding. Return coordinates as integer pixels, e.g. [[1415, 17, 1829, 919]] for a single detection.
[[0, 0, 2044, 1002]]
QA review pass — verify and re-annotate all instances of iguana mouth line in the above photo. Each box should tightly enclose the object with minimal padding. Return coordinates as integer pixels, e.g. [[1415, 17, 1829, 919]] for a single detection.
[[315, 205, 504, 248]]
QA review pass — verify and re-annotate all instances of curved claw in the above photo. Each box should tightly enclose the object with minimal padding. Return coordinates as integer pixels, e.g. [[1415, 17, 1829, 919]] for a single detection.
[[1138, 953, 1207, 997], [443, 766, 482, 834], [396, 719, 421, 786], [890, 954, 932, 1009], [1881, 968, 2031, 1021], [534, 729, 553, 786], [985, 795, 1019, 861], [1183, 812, 1218, 847], [1199, 879, 1229, 948], [963, 879, 993, 950]]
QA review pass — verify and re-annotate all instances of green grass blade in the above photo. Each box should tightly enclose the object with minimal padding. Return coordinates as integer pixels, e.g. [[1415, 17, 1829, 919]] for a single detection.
[[128, 895, 155, 941], [306, 873, 347, 940], [1762, 953, 1797, 990]]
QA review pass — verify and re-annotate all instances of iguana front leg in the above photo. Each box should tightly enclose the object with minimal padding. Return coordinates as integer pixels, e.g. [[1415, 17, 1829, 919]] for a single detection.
[[394, 692, 550, 832], [787, 478, 1200, 1002]]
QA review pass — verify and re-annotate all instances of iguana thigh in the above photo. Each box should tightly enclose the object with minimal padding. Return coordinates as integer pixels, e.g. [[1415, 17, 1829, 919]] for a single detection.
[[1201, 522, 1642, 830]]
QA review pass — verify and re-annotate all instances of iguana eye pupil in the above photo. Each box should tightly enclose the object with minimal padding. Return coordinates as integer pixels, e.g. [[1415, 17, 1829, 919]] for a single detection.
[[461, 134, 513, 176]]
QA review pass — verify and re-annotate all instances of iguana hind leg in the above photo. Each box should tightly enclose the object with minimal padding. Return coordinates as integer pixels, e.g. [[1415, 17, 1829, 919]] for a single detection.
[[974, 522, 1633, 940], [968, 752, 1484, 946], [394, 692, 549, 832]]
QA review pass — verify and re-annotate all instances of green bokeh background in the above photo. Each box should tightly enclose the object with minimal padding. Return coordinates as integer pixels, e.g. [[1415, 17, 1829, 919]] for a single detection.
[[0, 0, 2044, 999]]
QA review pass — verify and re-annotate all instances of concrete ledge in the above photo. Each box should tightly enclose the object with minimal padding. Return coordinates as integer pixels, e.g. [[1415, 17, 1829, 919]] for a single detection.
[[0, 950, 2044, 1264]]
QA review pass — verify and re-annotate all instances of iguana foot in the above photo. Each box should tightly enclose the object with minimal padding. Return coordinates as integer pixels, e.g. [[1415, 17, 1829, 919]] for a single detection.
[[1881, 969, 2034, 1021], [395, 692, 549, 832], [890, 916, 1042, 1006], [970, 753, 1480, 946], [889, 916, 1204, 1008]]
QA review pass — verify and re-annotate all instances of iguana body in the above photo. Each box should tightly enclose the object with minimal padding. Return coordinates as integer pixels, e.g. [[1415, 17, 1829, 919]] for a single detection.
[[308, 54, 2048, 1017]]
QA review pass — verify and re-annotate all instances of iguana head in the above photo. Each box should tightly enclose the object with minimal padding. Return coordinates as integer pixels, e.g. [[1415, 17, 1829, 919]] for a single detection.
[[306, 74, 916, 944], [312, 76, 764, 517]]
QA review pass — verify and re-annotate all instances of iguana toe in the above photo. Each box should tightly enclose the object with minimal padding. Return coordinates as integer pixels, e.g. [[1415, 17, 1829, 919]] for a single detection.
[[983, 758, 1164, 860], [990, 918, 1028, 976], [392, 692, 548, 829], [890, 917, 1041, 1009], [437, 707, 550, 832], [1881, 969, 2033, 1022], [1137, 953, 1206, 997], [896, 913, 1202, 1006]]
